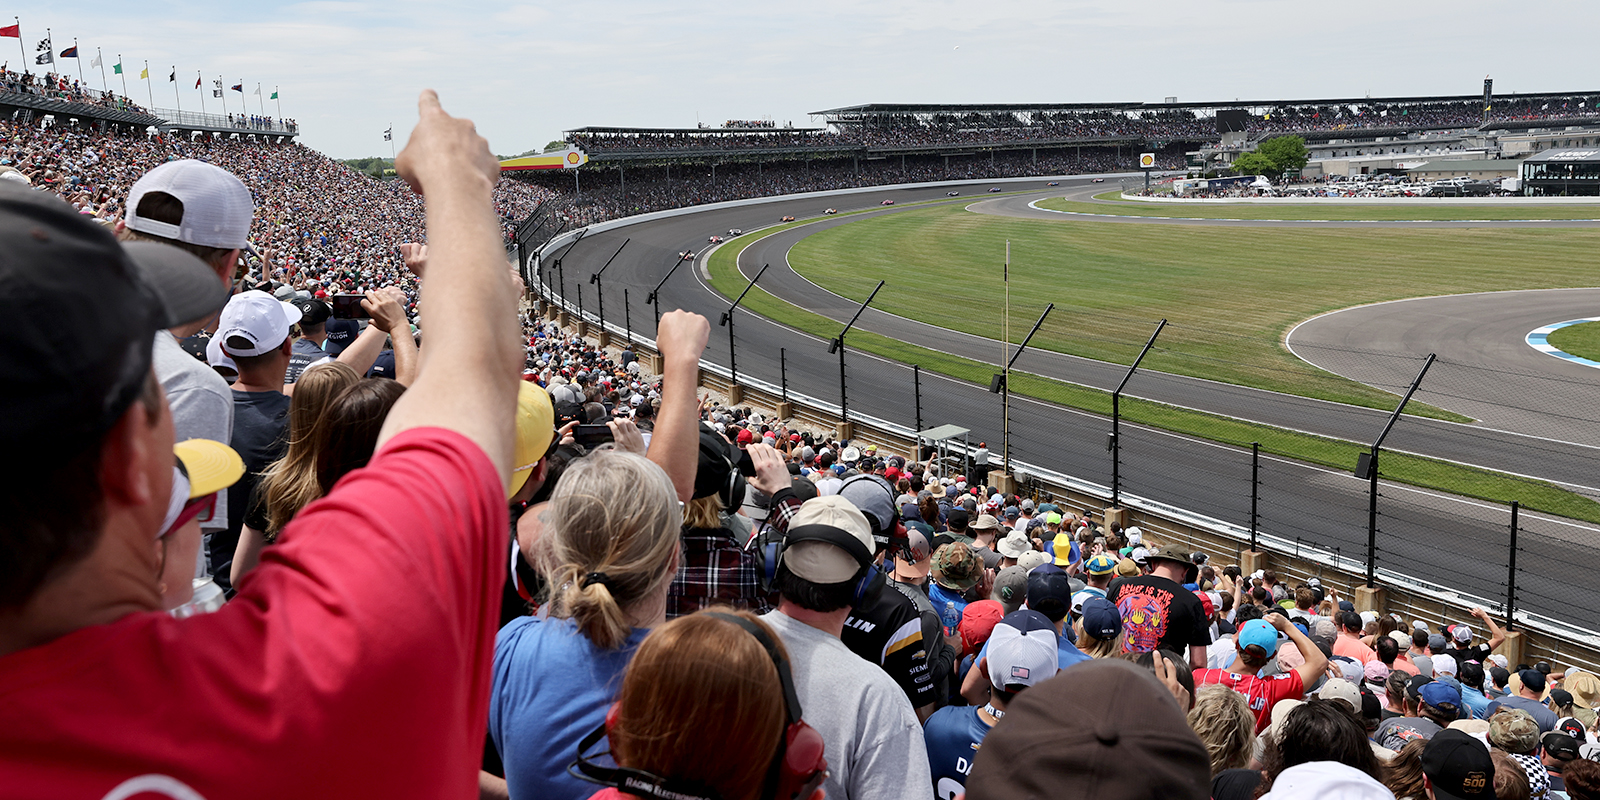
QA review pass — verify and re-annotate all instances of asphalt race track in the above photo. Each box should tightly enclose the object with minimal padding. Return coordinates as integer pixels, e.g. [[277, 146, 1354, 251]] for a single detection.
[[540, 176, 1600, 627]]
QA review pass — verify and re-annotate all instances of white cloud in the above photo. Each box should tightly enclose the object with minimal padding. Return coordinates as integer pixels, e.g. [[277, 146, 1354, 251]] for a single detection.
[[9, 0, 1595, 158]]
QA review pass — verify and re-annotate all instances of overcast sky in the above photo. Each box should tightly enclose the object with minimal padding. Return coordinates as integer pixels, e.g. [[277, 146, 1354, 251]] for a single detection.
[[9, 0, 1595, 159]]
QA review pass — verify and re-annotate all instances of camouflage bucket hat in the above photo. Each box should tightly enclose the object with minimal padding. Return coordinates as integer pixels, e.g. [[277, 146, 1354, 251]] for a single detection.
[[933, 543, 981, 591]]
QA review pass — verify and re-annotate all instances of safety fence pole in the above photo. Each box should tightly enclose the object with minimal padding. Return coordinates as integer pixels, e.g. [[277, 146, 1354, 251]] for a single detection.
[[914, 365, 923, 434], [1506, 501, 1519, 631], [720, 264, 769, 385], [624, 288, 632, 344], [1111, 319, 1166, 508], [829, 280, 885, 425], [1250, 442, 1260, 553], [1363, 353, 1436, 588], [780, 348, 789, 402]]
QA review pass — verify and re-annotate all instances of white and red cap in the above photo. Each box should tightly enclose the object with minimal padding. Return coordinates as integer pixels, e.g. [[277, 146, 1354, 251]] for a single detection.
[[217, 290, 301, 357], [986, 610, 1060, 691], [126, 159, 254, 249]]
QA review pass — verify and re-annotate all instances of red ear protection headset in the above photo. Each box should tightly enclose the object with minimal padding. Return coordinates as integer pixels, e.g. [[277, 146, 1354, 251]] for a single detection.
[[569, 613, 828, 800]]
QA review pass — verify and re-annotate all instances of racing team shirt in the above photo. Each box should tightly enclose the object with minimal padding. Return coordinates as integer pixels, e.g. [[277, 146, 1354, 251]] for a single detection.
[[1193, 667, 1306, 734], [843, 575, 937, 711]]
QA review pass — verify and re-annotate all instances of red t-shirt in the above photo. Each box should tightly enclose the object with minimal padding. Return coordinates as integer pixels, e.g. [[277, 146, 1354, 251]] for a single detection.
[[1194, 668, 1305, 734], [0, 428, 506, 800]]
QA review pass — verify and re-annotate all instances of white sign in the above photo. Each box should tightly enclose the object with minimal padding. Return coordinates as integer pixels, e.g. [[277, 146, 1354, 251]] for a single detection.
[[1139, 152, 1156, 169]]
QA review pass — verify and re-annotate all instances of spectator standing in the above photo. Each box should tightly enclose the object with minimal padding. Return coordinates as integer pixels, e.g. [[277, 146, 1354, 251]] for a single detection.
[[1488, 671, 1560, 733], [759, 495, 932, 800], [923, 610, 1058, 797], [667, 426, 773, 617], [1107, 545, 1212, 669], [0, 91, 523, 798], [1334, 610, 1379, 664], [1443, 609, 1506, 666], [285, 298, 335, 384], [1375, 677, 1462, 750], [1195, 615, 1327, 734], [1487, 709, 1551, 800]]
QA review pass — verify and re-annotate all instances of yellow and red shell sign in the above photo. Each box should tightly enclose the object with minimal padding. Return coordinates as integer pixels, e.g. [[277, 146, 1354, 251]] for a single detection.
[[501, 146, 589, 171]]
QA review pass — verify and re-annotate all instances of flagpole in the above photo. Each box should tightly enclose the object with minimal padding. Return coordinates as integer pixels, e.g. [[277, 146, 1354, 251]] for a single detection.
[[143, 60, 153, 110], [196, 71, 205, 115], [254, 82, 262, 115], [96, 48, 107, 92], [72, 38, 83, 86], [218, 74, 227, 118], [274, 86, 281, 118], [390, 123, 396, 161], [11, 18, 23, 73], [43, 27, 50, 79], [171, 67, 180, 113], [118, 54, 127, 99]]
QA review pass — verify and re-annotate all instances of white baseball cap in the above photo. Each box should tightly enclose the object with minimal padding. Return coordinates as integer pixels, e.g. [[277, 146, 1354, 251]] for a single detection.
[[986, 610, 1060, 691], [125, 160, 254, 249], [217, 290, 301, 357], [205, 334, 236, 375]]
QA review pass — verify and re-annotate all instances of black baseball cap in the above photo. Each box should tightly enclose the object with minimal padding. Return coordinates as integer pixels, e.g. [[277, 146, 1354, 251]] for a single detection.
[[1421, 729, 1495, 800], [1, 184, 226, 449], [293, 297, 331, 326], [1542, 731, 1580, 762]]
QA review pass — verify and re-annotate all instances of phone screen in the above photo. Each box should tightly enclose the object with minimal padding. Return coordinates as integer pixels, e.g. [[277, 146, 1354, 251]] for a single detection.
[[330, 294, 369, 319], [572, 423, 613, 448]]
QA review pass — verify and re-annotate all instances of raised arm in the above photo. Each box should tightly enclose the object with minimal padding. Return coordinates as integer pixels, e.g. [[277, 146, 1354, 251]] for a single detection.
[[1272, 612, 1327, 691], [645, 310, 709, 503], [1472, 606, 1506, 653], [377, 91, 519, 479]]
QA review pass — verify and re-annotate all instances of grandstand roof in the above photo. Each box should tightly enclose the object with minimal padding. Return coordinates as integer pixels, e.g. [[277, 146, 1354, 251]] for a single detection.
[[813, 91, 1600, 116], [567, 125, 825, 135], [0, 89, 163, 127], [1523, 148, 1600, 164]]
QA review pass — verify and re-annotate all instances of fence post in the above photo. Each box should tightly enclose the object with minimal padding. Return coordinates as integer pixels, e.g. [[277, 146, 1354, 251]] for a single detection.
[[1506, 501, 1519, 631], [780, 348, 788, 402], [624, 288, 632, 343], [914, 365, 923, 433], [1250, 441, 1260, 553]]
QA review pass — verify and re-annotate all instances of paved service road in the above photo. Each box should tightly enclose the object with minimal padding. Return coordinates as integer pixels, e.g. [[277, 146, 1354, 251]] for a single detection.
[[541, 176, 1600, 626]]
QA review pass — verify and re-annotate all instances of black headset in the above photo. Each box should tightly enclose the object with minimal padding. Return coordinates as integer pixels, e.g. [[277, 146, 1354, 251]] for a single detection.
[[570, 613, 828, 800], [837, 474, 913, 564], [696, 425, 748, 511], [756, 515, 880, 605]]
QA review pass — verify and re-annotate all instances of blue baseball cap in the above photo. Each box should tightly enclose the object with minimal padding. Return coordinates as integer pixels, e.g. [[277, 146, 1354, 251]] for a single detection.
[[1085, 553, 1119, 576], [1237, 619, 1277, 657], [1419, 681, 1461, 712], [1080, 597, 1122, 640]]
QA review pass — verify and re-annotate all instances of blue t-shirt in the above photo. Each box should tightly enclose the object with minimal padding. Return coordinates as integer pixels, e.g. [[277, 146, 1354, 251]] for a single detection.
[[489, 616, 650, 800], [929, 582, 969, 626], [1461, 685, 1492, 720], [923, 705, 992, 798]]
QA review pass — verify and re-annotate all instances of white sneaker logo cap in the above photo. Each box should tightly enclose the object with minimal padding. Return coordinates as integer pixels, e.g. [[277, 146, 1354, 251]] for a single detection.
[[217, 290, 301, 357], [126, 160, 254, 249]]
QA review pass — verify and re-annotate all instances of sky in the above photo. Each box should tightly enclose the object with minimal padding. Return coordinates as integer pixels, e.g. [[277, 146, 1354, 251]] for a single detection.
[[9, 0, 1598, 159]]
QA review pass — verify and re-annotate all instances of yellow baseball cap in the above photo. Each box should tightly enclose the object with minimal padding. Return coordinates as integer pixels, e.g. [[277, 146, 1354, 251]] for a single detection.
[[174, 439, 245, 499], [507, 382, 556, 500]]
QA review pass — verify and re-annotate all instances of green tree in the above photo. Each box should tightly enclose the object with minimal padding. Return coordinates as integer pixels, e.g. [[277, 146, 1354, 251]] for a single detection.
[[1256, 135, 1309, 174], [1231, 151, 1277, 177], [544, 140, 567, 152]]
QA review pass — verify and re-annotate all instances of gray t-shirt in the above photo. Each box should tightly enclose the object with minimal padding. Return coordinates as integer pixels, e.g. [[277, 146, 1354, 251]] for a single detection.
[[153, 331, 232, 535], [762, 610, 932, 800], [1373, 715, 1443, 750]]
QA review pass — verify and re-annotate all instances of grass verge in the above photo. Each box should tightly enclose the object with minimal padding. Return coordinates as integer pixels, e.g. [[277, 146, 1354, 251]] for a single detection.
[[1039, 197, 1600, 221], [1547, 321, 1600, 362], [707, 223, 1600, 524]]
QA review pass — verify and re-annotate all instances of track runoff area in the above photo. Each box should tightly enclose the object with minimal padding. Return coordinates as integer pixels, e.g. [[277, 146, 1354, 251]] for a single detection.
[[662, 178, 1600, 632]]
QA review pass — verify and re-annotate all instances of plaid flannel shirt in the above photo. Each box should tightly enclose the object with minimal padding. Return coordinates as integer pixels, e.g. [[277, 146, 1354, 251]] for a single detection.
[[667, 522, 777, 619]]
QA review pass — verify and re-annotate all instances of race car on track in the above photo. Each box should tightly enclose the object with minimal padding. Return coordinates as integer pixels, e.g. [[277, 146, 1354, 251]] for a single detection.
[[781, 215, 796, 222], [881, 200, 895, 205], [1046, 181, 1060, 186], [678, 251, 696, 260], [987, 187, 1002, 193], [708, 235, 723, 244], [824, 208, 838, 214], [946, 191, 960, 196], [1091, 178, 1105, 183], [728, 228, 743, 236]]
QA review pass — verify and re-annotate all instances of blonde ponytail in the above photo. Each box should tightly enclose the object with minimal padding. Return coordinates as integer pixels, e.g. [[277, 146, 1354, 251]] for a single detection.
[[534, 449, 681, 649]]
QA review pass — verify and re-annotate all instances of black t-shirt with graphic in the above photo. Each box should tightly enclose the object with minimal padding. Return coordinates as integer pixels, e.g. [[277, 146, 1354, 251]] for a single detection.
[[1107, 574, 1212, 656]]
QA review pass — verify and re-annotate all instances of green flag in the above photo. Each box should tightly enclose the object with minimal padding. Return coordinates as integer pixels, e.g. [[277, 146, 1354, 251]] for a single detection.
[[112, 62, 122, 74], [270, 91, 278, 100]]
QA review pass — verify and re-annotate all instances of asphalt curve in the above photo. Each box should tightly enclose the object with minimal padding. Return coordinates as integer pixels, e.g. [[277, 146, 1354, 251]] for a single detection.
[[540, 176, 1600, 627]]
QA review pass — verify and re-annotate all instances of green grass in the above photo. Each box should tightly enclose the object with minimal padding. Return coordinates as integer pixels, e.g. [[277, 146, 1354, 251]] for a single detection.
[[706, 231, 1600, 523], [1040, 197, 1600, 221], [1547, 321, 1600, 361], [787, 203, 1600, 417]]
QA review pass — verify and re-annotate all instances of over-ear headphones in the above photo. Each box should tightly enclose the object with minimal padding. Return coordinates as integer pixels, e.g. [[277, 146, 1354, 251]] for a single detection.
[[570, 612, 829, 800], [696, 425, 747, 512], [755, 518, 880, 605]]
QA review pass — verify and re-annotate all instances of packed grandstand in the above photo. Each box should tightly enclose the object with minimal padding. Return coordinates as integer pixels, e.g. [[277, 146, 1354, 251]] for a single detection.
[[8, 64, 1600, 800]]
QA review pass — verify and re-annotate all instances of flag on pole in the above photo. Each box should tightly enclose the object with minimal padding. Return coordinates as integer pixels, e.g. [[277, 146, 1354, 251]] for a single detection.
[[139, 67, 148, 79], [270, 90, 278, 100], [90, 52, 101, 67], [253, 85, 260, 95], [231, 83, 242, 92], [168, 69, 175, 82], [59, 46, 77, 58], [35, 39, 52, 65], [112, 61, 122, 74], [195, 75, 201, 88], [0, 24, 19, 39], [383, 126, 393, 142]]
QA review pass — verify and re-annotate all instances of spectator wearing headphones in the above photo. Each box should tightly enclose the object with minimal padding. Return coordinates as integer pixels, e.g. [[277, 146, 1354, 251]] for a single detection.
[[577, 609, 827, 800], [757, 494, 932, 800], [666, 425, 775, 618]]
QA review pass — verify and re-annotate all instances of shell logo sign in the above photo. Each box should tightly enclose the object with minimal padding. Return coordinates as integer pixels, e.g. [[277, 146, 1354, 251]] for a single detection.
[[500, 145, 589, 171], [1139, 152, 1156, 169]]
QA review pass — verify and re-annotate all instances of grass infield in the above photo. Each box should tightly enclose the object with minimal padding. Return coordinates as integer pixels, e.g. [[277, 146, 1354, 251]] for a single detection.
[[705, 208, 1600, 523], [1546, 321, 1600, 362], [1041, 197, 1600, 221]]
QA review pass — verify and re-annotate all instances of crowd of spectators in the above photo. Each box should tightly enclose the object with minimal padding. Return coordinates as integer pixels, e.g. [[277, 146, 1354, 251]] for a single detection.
[[570, 95, 1600, 157], [8, 87, 1600, 799], [0, 66, 150, 113]]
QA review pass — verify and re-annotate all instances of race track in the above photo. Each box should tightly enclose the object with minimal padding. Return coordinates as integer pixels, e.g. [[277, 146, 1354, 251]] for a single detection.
[[540, 175, 1600, 626]]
